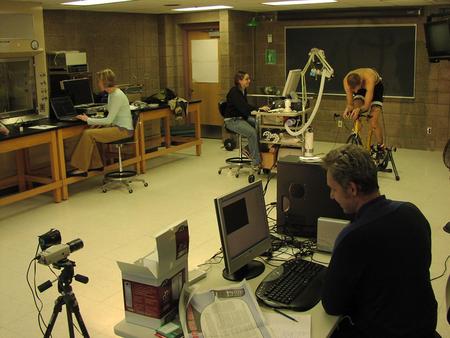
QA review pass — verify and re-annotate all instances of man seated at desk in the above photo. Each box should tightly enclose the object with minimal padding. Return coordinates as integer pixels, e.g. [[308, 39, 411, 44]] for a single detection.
[[321, 144, 437, 338], [69, 69, 133, 176]]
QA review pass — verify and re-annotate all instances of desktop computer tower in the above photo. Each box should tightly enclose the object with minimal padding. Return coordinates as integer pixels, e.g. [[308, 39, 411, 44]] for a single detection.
[[276, 155, 349, 238]]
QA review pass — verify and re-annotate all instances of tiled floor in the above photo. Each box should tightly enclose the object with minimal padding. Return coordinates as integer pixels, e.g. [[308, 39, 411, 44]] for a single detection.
[[0, 138, 449, 337]]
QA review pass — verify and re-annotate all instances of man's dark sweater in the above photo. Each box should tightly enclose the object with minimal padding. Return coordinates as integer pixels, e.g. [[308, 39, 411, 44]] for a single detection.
[[224, 86, 255, 119], [322, 196, 437, 338]]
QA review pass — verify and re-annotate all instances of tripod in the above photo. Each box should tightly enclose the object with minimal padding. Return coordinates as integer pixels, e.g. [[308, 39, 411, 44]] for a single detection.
[[39, 259, 90, 338]]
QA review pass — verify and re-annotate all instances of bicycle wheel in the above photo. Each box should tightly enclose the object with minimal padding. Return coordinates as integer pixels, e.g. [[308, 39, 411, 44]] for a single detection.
[[346, 134, 363, 146]]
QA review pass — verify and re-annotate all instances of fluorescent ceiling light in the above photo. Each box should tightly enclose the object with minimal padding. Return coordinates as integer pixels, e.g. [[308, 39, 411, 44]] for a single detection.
[[62, 0, 132, 6], [263, 0, 336, 5], [172, 5, 233, 12]]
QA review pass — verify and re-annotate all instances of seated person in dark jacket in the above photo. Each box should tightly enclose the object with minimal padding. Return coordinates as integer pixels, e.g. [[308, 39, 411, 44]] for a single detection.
[[224, 71, 268, 169], [321, 144, 437, 338]]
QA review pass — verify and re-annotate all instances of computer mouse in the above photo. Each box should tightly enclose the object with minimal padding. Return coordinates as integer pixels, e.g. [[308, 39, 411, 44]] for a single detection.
[[443, 222, 450, 234]]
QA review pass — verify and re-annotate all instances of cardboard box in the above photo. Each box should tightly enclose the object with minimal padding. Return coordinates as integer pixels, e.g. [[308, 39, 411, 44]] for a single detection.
[[261, 149, 278, 170], [117, 220, 189, 329]]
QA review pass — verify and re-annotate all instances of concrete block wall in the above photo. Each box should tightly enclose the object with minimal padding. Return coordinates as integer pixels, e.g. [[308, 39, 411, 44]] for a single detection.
[[227, 11, 255, 92], [252, 8, 450, 150], [44, 10, 160, 97], [158, 11, 220, 98]]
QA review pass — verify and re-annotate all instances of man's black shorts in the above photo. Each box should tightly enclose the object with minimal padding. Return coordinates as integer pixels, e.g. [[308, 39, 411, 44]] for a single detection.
[[353, 81, 384, 107]]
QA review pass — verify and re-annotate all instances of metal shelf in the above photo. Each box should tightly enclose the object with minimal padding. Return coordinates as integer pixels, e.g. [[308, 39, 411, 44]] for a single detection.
[[260, 124, 303, 130]]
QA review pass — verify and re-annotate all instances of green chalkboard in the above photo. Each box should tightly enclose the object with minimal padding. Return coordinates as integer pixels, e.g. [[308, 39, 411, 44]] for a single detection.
[[285, 25, 416, 98]]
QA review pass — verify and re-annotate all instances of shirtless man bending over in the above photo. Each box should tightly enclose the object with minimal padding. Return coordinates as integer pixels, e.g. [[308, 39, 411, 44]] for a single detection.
[[343, 68, 384, 149]]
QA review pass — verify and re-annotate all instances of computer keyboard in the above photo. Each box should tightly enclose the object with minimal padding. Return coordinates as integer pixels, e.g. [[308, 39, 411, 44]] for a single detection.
[[256, 258, 327, 311]]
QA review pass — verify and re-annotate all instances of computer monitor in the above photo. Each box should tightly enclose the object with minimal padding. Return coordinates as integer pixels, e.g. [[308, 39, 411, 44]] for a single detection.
[[50, 96, 76, 117], [282, 69, 302, 99], [276, 156, 350, 238], [61, 78, 94, 106], [214, 180, 271, 281]]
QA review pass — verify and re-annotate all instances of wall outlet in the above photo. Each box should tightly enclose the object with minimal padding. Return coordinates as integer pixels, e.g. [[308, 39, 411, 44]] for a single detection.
[[426, 127, 432, 134], [338, 120, 343, 128]]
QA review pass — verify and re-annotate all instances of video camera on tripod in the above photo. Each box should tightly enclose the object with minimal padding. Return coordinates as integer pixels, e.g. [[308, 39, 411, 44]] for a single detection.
[[36, 229, 84, 265], [32, 229, 90, 338]]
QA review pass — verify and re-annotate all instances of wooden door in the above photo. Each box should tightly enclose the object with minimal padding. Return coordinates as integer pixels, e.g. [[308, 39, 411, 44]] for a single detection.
[[186, 31, 222, 126]]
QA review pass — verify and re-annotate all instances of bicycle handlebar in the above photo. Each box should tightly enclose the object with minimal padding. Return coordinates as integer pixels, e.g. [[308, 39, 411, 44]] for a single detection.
[[335, 111, 372, 119]]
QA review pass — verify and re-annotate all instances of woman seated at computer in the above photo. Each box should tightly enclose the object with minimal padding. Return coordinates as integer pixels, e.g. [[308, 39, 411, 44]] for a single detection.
[[224, 71, 268, 170], [68, 69, 133, 176]]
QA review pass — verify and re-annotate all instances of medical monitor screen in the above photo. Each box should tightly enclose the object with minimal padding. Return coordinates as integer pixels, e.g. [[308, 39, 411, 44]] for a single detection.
[[215, 181, 271, 281], [425, 19, 450, 60], [282, 69, 302, 98], [61, 78, 94, 106]]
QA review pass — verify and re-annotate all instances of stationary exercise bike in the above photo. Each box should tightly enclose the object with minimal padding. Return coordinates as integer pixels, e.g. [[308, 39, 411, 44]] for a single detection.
[[335, 111, 400, 181]]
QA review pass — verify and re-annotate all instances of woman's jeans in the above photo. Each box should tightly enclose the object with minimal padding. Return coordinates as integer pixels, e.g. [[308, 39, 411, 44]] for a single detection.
[[224, 116, 260, 166]]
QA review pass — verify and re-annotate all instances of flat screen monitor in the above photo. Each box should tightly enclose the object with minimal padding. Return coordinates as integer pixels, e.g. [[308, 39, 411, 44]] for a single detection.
[[50, 96, 76, 117], [61, 78, 94, 106], [282, 69, 302, 98], [424, 19, 450, 61], [214, 180, 271, 281]]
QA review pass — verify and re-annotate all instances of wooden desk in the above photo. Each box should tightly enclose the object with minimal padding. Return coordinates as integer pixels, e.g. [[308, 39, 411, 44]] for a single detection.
[[1, 102, 203, 203], [114, 257, 338, 338], [0, 128, 62, 206], [138, 102, 202, 173]]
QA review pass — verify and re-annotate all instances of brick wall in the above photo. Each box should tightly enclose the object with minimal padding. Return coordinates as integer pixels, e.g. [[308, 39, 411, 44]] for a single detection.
[[43, 10, 160, 97], [251, 8, 450, 150]]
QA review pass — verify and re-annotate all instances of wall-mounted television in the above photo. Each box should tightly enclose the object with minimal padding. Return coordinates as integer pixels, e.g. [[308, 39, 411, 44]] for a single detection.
[[424, 18, 450, 62]]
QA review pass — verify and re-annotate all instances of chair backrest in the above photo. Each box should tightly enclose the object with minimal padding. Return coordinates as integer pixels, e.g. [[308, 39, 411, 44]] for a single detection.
[[218, 100, 227, 118]]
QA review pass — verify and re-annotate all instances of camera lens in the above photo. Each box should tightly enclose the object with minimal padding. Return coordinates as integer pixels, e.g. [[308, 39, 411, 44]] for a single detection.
[[67, 239, 84, 253]]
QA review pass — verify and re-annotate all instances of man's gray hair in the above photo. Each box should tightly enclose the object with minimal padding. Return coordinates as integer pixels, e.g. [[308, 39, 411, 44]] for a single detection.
[[322, 144, 379, 194]]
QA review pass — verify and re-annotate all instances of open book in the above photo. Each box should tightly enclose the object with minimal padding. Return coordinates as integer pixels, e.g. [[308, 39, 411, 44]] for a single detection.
[[179, 280, 274, 338]]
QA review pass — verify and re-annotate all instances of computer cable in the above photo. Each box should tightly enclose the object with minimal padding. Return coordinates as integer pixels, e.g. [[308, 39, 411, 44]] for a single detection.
[[26, 244, 48, 336], [263, 165, 277, 197], [197, 249, 224, 269], [430, 254, 450, 281]]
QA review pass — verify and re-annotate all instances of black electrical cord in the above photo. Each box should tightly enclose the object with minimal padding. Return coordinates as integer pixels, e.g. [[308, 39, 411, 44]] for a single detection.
[[26, 254, 47, 336], [431, 255, 450, 281], [198, 249, 224, 267], [263, 163, 277, 197]]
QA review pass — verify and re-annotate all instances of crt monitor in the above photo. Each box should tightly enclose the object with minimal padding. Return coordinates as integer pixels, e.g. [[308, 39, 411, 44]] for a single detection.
[[61, 78, 94, 106], [214, 180, 271, 282], [282, 69, 302, 99], [424, 18, 450, 61]]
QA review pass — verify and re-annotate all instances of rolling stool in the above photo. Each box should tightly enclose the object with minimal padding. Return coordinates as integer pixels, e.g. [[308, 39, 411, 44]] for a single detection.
[[102, 112, 148, 193], [217, 100, 256, 183]]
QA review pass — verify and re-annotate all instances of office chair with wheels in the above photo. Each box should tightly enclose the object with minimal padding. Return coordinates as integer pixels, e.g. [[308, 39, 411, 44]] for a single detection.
[[102, 111, 148, 193], [217, 100, 255, 183]]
